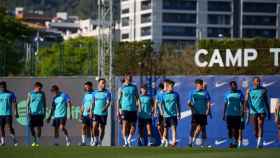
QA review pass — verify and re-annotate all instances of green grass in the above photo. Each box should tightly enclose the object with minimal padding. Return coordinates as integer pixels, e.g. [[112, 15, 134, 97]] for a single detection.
[[0, 147, 279, 158]]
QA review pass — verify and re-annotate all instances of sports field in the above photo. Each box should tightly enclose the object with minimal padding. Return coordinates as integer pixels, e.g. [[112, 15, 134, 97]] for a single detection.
[[0, 147, 279, 158]]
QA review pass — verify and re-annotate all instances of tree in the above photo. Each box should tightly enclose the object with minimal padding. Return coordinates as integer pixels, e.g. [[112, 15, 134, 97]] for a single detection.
[[0, 9, 33, 76], [37, 37, 98, 76]]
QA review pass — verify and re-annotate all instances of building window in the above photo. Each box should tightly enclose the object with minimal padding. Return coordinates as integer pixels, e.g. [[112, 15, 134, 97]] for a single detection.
[[243, 29, 276, 38], [207, 28, 231, 37], [162, 26, 196, 37], [121, 17, 129, 27], [163, 0, 196, 10], [243, 2, 276, 13], [141, 0, 151, 10], [208, 14, 231, 25], [162, 13, 196, 23], [162, 39, 195, 47], [122, 8, 129, 14], [141, 27, 151, 36], [243, 15, 276, 26], [208, 1, 231, 12], [122, 33, 129, 39], [141, 13, 151, 23]]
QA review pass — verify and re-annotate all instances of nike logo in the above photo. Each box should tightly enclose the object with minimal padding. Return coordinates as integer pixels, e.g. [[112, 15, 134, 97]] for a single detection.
[[215, 82, 227, 88], [169, 139, 180, 144], [174, 82, 181, 88], [241, 80, 249, 88], [180, 110, 192, 119], [214, 139, 227, 145], [263, 140, 275, 146], [262, 81, 275, 87]]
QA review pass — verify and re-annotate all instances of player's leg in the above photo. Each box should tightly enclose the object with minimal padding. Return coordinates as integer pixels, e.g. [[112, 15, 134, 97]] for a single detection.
[[81, 116, 90, 145], [138, 120, 145, 146], [92, 120, 100, 146], [256, 114, 265, 148], [54, 127, 59, 145], [226, 116, 234, 147], [161, 117, 170, 147], [0, 117, 6, 146], [146, 120, 153, 146], [29, 115, 36, 146], [59, 119, 70, 146], [37, 127, 42, 145], [157, 116, 164, 143], [30, 126, 36, 146], [7, 116, 17, 146], [252, 115, 259, 139], [81, 123, 87, 145], [201, 115, 208, 147], [189, 115, 197, 147], [170, 116, 178, 147], [127, 112, 137, 147], [171, 126, 177, 147], [122, 119, 129, 146], [162, 127, 169, 147], [99, 124, 106, 146]]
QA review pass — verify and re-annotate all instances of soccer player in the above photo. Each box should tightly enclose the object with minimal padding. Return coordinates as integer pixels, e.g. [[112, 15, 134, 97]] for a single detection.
[[275, 100, 280, 146], [160, 79, 180, 147], [223, 81, 244, 148], [0, 81, 18, 146], [47, 85, 72, 146], [117, 73, 140, 147], [138, 84, 154, 146], [154, 83, 165, 144], [245, 77, 270, 148], [26, 82, 46, 147], [188, 79, 211, 147], [80, 81, 94, 146], [92, 78, 111, 146]]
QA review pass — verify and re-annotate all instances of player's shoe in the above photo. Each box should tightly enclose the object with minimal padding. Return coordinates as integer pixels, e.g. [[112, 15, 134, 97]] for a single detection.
[[127, 139, 132, 147], [32, 142, 36, 147], [0, 142, 5, 146], [66, 140, 71, 147], [13, 140, 19, 147]]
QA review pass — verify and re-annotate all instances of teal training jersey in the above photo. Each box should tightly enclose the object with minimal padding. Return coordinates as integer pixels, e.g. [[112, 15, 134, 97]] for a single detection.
[[161, 91, 180, 118], [139, 95, 153, 119], [29, 91, 46, 115], [120, 84, 138, 112], [82, 91, 94, 116], [93, 89, 111, 116], [52, 92, 70, 118], [248, 86, 268, 114], [0, 91, 16, 116], [188, 89, 211, 115], [224, 90, 244, 116]]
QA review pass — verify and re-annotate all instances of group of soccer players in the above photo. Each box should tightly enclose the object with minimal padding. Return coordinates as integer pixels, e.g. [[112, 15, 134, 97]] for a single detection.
[[0, 78, 111, 147], [0, 75, 280, 148], [117, 74, 279, 148]]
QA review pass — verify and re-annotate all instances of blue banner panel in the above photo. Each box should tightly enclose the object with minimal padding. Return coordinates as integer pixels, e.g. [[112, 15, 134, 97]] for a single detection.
[[117, 75, 280, 148]]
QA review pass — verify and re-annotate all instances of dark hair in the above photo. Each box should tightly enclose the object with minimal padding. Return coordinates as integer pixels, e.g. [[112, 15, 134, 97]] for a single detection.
[[98, 78, 106, 83], [84, 81, 93, 87], [0, 81, 7, 90], [34, 82, 43, 88], [51, 85, 59, 92], [165, 79, 175, 86], [195, 79, 203, 85], [141, 84, 147, 89], [253, 76, 261, 82], [229, 81, 237, 86], [158, 83, 164, 90]]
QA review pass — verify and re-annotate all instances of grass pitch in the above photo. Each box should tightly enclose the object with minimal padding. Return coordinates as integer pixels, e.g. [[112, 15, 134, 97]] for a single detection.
[[0, 147, 279, 158]]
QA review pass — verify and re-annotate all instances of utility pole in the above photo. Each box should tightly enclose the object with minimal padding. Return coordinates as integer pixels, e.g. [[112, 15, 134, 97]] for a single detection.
[[97, 0, 114, 145]]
